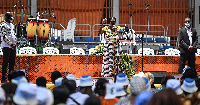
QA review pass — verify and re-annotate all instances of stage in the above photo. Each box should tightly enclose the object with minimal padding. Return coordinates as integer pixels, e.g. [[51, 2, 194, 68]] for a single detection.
[[1, 54, 200, 83]]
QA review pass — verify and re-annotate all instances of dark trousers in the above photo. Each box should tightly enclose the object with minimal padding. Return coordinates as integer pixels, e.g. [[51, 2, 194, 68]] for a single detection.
[[178, 51, 196, 74], [2, 47, 16, 80]]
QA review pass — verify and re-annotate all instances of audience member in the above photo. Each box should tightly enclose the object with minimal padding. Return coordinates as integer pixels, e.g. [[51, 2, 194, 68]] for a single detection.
[[195, 78, 200, 92], [134, 91, 153, 105], [13, 82, 38, 105], [183, 92, 200, 105], [1, 83, 17, 105], [66, 74, 76, 81], [115, 73, 129, 93], [65, 75, 89, 105], [11, 76, 28, 85], [181, 68, 198, 80], [55, 77, 63, 87], [116, 75, 146, 105], [181, 78, 198, 96], [144, 72, 154, 85], [142, 77, 151, 91], [161, 75, 175, 89], [94, 78, 118, 105], [148, 88, 183, 105], [36, 76, 47, 87], [53, 85, 70, 105], [0, 87, 6, 105], [37, 86, 54, 105], [62, 78, 76, 94], [7, 71, 19, 82], [79, 75, 94, 96], [49, 71, 62, 91], [84, 95, 101, 105], [115, 83, 126, 98], [166, 79, 183, 96]]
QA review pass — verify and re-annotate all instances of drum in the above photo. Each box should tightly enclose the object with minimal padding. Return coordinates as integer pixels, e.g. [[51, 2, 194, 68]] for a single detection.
[[26, 18, 37, 39], [37, 19, 49, 40]]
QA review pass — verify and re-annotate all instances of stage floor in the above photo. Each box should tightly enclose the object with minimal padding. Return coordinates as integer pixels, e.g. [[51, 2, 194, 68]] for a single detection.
[[0, 54, 199, 83]]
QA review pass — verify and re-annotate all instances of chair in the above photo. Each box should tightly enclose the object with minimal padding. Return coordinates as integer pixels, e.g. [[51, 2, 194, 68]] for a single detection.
[[165, 48, 180, 55], [143, 38, 154, 42], [155, 38, 167, 43], [83, 37, 95, 42], [87, 45, 97, 49], [159, 45, 173, 50], [70, 47, 85, 55], [74, 37, 82, 41], [138, 48, 154, 55], [43, 47, 59, 54], [135, 38, 142, 42], [19, 47, 37, 54], [95, 37, 101, 42], [63, 18, 76, 41], [51, 37, 56, 42]]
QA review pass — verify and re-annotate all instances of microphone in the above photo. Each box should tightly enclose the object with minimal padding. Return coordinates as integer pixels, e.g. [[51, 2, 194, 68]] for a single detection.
[[42, 11, 46, 15], [14, 4, 17, 8], [145, 3, 151, 6]]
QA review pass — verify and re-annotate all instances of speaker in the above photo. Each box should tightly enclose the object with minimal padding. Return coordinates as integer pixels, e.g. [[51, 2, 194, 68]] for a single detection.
[[143, 71, 167, 84]]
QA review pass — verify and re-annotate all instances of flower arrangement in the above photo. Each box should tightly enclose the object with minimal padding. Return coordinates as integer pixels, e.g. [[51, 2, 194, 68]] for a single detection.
[[91, 44, 104, 55], [119, 54, 135, 79]]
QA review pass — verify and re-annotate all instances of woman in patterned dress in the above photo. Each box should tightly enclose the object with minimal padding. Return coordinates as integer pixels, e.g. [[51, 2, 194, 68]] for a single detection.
[[99, 17, 122, 77]]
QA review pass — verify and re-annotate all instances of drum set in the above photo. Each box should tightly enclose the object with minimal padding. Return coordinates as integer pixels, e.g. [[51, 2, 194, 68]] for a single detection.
[[16, 12, 55, 48]]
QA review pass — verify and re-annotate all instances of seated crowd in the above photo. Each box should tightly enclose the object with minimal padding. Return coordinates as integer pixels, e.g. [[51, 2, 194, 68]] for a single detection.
[[0, 67, 200, 105]]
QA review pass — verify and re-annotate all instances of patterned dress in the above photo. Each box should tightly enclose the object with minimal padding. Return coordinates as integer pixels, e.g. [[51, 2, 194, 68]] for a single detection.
[[101, 26, 122, 77]]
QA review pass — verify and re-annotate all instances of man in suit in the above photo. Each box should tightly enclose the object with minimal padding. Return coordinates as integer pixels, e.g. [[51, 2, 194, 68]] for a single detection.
[[178, 17, 198, 74]]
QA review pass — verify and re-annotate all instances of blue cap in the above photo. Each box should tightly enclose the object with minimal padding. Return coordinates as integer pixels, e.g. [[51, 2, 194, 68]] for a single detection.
[[79, 75, 93, 87], [116, 73, 129, 86]]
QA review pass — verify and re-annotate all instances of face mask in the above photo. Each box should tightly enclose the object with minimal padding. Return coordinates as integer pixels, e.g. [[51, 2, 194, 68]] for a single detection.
[[10, 17, 14, 22], [185, 22, 191, 27], [111, 21, 115, 25]]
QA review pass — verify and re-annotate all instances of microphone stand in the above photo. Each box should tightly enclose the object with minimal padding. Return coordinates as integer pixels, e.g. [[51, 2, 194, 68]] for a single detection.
[[141, 33, 144, 72], [145, 4, 150, 43], [11, 1, 19, 24], [35, 12, 40, 47], [20, 1, 24, 41], [134, 32, 145, 72], [128, 3, 133, 54], [48, 14, 65, 47], [129, 3, 132, 30]]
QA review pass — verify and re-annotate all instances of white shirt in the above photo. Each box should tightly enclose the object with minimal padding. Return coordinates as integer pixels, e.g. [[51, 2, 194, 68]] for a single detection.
[[185, 26, 192, 46], [66, 92, 89, 105], [0, 21, 16, 48]]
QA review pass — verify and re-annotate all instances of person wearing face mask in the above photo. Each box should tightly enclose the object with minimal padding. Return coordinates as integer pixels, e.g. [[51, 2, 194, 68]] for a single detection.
[[99, 17, 123, 77], [178, 17, 198, 74], [0, 12, 17, 83]]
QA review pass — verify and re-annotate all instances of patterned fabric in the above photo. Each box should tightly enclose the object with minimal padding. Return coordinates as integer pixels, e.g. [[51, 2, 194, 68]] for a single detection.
[[130, 76, 146, 95], [103, 26, 122, 35], [115, 94, 133, 105], [0, 21, 17, 48], [101, 26, 122, 77]]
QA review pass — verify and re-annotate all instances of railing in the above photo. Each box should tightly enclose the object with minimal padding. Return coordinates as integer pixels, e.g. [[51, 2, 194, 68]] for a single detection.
[[18, 22, 178, 46], [92, 24, 166, 43], [166, 24, 181, 48]]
